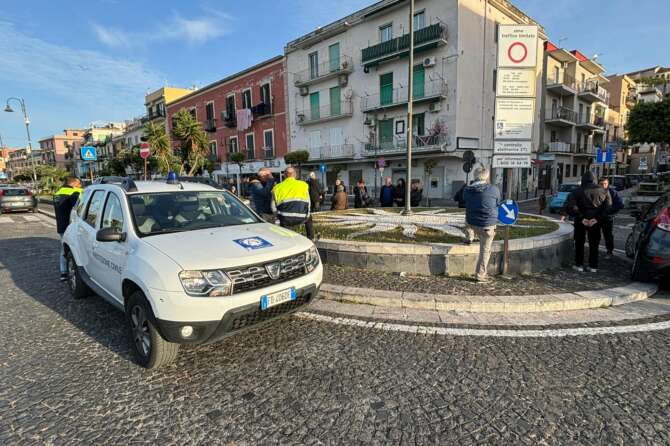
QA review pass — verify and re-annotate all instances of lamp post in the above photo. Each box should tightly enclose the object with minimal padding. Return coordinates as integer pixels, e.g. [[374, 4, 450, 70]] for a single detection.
[[402, 0, 415, 215], [4, 97, 37, 183]]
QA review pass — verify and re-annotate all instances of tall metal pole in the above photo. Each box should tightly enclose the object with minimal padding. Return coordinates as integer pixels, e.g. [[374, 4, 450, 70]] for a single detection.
[[5, 98, 37, 183], [402, 0, 415, 215]]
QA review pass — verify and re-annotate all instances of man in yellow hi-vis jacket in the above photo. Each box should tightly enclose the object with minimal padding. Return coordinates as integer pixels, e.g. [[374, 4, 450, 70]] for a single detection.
[[54, 177, 82, 281], [272, 167, 315, 240]]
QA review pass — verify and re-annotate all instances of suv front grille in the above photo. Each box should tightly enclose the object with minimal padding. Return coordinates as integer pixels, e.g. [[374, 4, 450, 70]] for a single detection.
[[227, 253, 308, 294], [229, 294, 311, 331]]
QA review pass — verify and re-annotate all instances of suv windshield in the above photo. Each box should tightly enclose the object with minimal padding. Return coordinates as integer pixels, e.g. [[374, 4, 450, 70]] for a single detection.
[[129, 191, 260, 236], [559, 184, 579, 193]]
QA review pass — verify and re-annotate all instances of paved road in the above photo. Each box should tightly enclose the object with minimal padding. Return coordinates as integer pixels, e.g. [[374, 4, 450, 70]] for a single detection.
[[1, 213, 670, 445]]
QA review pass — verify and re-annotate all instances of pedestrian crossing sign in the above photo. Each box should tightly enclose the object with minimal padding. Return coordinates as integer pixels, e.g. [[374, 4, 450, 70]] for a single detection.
[[80, 146, 97, 161]]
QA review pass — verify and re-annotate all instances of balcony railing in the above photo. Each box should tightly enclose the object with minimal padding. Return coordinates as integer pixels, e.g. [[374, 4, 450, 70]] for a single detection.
[[577, 114, 605, 129], [221, 110, 236, 128], [363, 134, 449, 156], [308, 144, 355, 160], [294, 55, 354, 86], [204, 119, 217, 132], [361, 23, 447, 66], [263, 147, 275, 159], [578, 80, 610, 103], [546, 106, 577, 123], [297, 100, 353, 125], [546, 72, 576, 92], [575, 143, 596, 155], [546, 141, 574, 153], [251, 102, 272, 117], [361, 79, 447, 112]]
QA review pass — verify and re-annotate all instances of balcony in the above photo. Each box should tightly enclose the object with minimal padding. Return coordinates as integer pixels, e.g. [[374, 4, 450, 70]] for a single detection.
[[363, 134, 449, 156], [251, 102, 272, 118], [361, 23, 447, 67], [221, 111, 236, 128], [546, 72, 576, 96], [297, 100, 353, 125], [263, 147, 275, 159], [308, 144, 355, 161], [294, 55, 353, 87], [576, 114, 605, 131], [546, 141, 574, 153], [545, 107, 577, 127], [575, 143, 596, 156], [204, 119, 217, 132], [578, 80, 610, 103], [361, 79, 447, 112]]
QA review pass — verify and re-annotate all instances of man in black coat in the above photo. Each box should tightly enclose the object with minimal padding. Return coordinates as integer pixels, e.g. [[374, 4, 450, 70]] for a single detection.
[[564, 171, 611, 272], [307, 171, 323, 212]]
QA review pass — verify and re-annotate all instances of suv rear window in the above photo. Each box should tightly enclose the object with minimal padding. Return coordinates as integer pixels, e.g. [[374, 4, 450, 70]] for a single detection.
[[4, 188, 29, 196]]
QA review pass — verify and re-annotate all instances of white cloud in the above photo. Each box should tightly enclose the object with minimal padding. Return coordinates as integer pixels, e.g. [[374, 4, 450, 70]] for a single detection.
[[93, 10, 232, 48]]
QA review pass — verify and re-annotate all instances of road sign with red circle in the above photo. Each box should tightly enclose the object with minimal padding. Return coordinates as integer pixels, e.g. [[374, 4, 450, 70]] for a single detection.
[[497, 25, 538, 68], [139, 143, 151, 159]]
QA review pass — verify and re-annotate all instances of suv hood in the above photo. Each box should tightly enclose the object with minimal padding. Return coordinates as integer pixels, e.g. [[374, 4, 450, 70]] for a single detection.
[[141, 223, 313, 270]]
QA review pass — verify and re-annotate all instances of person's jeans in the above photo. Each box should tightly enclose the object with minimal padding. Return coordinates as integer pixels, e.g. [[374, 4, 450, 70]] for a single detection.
[[59, 234, 67, 274], [600, 217, 615, 253], [464, 225, 496, 279], [574, 220, 602, 268]]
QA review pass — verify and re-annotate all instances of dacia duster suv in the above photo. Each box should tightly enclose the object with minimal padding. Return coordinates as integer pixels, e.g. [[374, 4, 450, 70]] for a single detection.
[[62, 178, 322, 368]]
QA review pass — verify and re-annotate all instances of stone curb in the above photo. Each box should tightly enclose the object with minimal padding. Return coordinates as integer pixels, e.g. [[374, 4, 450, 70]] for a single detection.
[[38, 208, 56, 219], [319, 282, 658, 314]]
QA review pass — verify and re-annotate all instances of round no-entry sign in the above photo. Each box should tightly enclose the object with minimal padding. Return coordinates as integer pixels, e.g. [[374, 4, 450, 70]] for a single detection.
[[507, 41, 528, 64], [139, 143, 151, 159]]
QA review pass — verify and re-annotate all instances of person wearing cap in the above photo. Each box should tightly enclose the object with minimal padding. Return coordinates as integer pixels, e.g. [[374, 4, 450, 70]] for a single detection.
[[54, 176, 83, 281]]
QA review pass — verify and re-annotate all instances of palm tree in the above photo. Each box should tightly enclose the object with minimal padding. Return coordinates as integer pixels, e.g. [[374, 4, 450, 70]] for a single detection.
[[171, 109, 210, 176], [143, 121, 173, 175]]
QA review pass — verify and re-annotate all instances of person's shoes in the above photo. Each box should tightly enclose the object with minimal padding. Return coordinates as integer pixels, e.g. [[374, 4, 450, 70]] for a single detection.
[[586, 267, 598, 273], [606, 251, 614, 258], [572, 265, 585, 272], [59, 273, 68, 282]]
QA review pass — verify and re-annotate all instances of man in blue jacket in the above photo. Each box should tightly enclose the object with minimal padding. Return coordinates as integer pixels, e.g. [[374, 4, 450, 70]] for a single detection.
[[462, 167, 501, 282], [248, 168, 275, 221], [599, 177, 624, 257]]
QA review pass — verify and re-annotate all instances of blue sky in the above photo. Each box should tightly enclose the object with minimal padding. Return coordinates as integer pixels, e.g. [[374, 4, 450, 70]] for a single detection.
[[0, 0, 667, 147]]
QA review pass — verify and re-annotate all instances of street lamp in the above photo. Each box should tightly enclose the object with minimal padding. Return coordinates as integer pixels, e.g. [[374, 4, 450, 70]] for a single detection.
[[402, 0, 416, 215], [4, 97, 37, 183]]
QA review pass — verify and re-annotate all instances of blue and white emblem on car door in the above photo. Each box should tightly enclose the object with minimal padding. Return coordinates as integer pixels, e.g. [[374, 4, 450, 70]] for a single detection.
[[233, 237, 273, 250]]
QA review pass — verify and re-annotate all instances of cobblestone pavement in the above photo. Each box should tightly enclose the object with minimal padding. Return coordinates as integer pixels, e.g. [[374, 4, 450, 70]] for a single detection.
[[2, 213, 670, 445]]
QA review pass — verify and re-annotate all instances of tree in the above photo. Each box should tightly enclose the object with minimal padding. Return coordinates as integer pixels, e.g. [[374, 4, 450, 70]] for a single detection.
[[143, 120, 177, 175], [626, 99, 670, 144], [229, 151, 246, 194], [284, 150, 310, 176], [171, 109, 210, 176]]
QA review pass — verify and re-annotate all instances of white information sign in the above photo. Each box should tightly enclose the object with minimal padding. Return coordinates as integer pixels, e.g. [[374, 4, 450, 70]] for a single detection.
[[496, 68, 536, 97], [497, 25, 539, 68], [494, 98, 535, 140], [494, 140, 532, 155], [493, 155, 532, 168]]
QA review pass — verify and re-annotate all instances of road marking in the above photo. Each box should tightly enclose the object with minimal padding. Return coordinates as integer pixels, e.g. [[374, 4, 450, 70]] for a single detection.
[[22, 215, 41, 222], [297, 312, 670, 338], [0, 216, 12, 223]]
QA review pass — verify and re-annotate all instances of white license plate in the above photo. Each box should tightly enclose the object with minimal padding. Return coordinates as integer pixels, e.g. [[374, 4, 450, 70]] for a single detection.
[[260, 288, 296, 310]]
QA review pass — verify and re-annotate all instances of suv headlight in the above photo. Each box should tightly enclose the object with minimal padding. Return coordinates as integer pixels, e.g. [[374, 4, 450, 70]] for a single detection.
[[305, 245, 320, 273], [179, 270, 233, 297]]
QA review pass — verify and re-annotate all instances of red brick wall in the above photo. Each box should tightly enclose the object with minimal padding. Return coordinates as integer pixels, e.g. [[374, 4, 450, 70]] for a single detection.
[[166, 58, 287, 164]]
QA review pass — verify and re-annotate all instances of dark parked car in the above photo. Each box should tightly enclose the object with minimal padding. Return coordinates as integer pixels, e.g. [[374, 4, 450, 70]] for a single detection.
[[0, 187, 37, 213], [625, 191, 670, 282]]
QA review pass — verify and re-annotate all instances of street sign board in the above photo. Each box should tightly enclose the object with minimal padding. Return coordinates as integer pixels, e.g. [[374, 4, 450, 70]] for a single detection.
[[498, 199, 519, 225], [492, 155, 531, 168], [494, 98, 535, 139], [496, 68, 536, 97], [319, 164, 326, 172], [639, 157, 648, 171], [80, 146, 97, 161], [494, 140, 532, 155], [497, 25, 539, 68], [659, 151, 668, 165], [596, 146, 614, 164], [139, 143, 151, 159]]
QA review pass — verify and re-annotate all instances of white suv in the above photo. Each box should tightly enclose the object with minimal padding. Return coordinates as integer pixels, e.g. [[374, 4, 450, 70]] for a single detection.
[[62, 178, 322, 368]]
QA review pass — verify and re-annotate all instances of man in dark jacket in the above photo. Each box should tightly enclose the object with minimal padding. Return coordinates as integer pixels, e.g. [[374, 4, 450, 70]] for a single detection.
[[565, 171, 611, 272], [379, 177, 395, 207], [307, 171, 323, 212], [462, 168, 501, 282], [248, 168, 274, 221], [598, 177, 624, 257], [54, 176, 82, 281], [453, 183, 467, 208]]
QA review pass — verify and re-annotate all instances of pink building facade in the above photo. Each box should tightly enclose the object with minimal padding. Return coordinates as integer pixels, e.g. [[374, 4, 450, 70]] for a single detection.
[[39, 129, 85, 170]]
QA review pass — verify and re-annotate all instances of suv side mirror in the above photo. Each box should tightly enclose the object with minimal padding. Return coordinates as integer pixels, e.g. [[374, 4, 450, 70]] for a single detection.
[[96, 227, 126, 242]]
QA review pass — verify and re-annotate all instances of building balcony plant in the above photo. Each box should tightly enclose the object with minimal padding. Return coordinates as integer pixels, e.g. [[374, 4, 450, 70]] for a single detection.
[[297, 100, 353, 125], [361, 23, 447, 67], [294, 55, 353, 87]]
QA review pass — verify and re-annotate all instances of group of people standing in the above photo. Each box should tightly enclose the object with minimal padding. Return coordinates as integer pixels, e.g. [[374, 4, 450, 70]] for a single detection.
[[379, 177, 423, 208]]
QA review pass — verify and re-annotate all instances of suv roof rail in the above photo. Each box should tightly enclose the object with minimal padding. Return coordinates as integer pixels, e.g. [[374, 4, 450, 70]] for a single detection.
[[94, 175, 126, 185], [121, 177, 138, 192]]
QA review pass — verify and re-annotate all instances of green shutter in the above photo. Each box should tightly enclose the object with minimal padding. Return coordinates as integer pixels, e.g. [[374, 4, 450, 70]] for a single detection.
[[380, 72, 393, 106], [329, 43, 340, 72], [413, 65, 425, 99], [378, 119, 394, 149], [329, 87, 341, 116], [310, 92, 320, 120]]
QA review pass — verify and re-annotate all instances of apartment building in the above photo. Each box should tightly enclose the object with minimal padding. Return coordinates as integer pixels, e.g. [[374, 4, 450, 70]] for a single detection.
[[603, 74, 636, 144], [38, 129, 86, 170], [145, 86, 196, 127], [74, 123, 126, 176], [626, 66, 670, 103], [97, 117, 146, 172], [285, 0, 545, 199], [166, 56, 288, 180], [539, 42, 609, 190], [6, 148, 44, 179]]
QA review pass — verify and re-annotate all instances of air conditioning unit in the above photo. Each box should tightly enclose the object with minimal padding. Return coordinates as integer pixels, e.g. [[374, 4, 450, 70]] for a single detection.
[[297, 113, 305, 123], [423, 56, 436, 68], [338, 74, 349, 87], [299, 86, 309, 96], [429, 102, 442, 113]]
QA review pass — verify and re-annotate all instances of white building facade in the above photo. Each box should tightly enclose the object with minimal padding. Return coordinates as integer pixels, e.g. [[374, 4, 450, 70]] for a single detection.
[[285, 0, 545, 200]]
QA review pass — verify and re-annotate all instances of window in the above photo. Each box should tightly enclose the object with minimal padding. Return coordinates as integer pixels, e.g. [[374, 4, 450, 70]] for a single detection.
[[329, 86, 341, 116], [308, 52, 319, 79], [101, 193, 125, 232], [379, 23, 393, 42], [550, 130, 557, 142], [189, 107, 197, 119], [260, 83, 271, 106], [572, 164, 578, 177], [553, 66, 560, 84], [84, 190, 106, 228], [263, 130, 274, 158], [226, 95, 236, 117], [310, 91, 320, 120], [206, 102, 215, 121], [229, 136, 238, 153], [413, 11, 425, 30], [242, 89, 252, 109], [328, 43, 340, 72], [380, 72, 394, 106], [209, 141, 217, 157], [246, 133, 255, 160]]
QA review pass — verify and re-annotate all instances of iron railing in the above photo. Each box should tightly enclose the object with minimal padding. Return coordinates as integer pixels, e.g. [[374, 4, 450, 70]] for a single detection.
[[361, 79, 447, 112], [294, 55, 353, 86], [297, 100, 353, 125], [308, 144, 355, 160], [547, 72, 576, 90], [361, 23, 447, 64], [546, 106, 577, 122], [546, 141, 574, 153], [578, 80, 610, 103], [363, 134, 448, 155]]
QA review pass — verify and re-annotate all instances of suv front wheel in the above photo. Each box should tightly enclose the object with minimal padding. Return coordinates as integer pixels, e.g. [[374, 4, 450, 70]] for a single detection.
[[126, 292, 180, 369]]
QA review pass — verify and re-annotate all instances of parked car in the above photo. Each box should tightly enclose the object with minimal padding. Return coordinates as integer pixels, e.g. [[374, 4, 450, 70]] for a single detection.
[[61, 177, 322, 368], [548, 182, 580, 214], [606, 175, 626, 191], [0, 187, 37, 213], [625, 191, 670, 283]]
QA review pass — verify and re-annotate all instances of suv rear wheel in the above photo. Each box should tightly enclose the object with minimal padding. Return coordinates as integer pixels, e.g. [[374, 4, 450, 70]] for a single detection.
[[126, 292, 180, 369], [67, 251, 91, 299]]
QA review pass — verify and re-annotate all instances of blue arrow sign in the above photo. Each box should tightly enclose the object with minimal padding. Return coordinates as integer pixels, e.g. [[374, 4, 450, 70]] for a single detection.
[[80, 146, 97, 161], [319, 164, 326, 173], [596, 146, 614, 164], [498, 199, 519, 225]]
